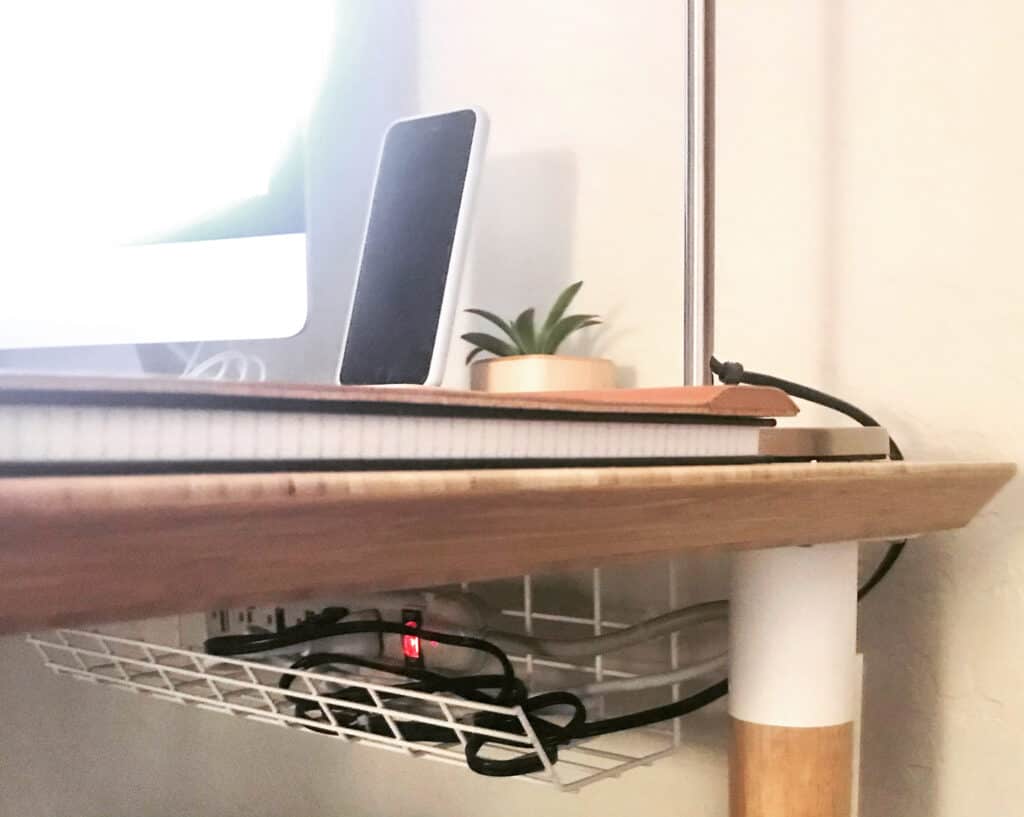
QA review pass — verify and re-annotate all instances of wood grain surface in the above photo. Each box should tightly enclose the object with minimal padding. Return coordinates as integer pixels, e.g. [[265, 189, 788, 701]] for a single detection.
[[0, 374, 799, 417], [730, 718, 854, 817], [0, 460, 1013, 633]]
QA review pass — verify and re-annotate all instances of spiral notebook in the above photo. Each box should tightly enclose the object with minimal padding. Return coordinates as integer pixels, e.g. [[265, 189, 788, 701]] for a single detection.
[[0, 375, 801, 474]]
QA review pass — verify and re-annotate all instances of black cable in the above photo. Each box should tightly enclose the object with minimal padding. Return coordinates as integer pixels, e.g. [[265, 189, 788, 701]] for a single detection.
[[856, 539, 906, 599], [464, 691, 587, 777], [709, 355, 907, 598], [206, 610, 579, 772], [204, 606, 353, 655], [206, 615, 521, 706], [276, 641, 580, 774], [282, 649, 582, 775], [280, 652, 528, 742], [572, 356, 914, 740], [205, 611, 744, 774], [205, 609, 728, 775]]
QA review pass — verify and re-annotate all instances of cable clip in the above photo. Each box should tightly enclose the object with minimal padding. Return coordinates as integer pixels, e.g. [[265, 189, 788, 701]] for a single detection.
[[713, 359, 746, 385]]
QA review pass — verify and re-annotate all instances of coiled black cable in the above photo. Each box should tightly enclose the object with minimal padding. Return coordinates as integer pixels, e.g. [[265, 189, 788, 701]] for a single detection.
[[207, 613, 584, 773], [280, 653, 528, 742]]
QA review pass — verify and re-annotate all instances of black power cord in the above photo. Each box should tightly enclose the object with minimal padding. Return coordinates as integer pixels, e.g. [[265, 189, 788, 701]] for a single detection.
[[526, 359, 912, 749], [615, 358, 914, 737], [205, 366, 907, 775], [207, 612, 578, 773], [206, 611, 521, 707], [709, 355, 907, 599]]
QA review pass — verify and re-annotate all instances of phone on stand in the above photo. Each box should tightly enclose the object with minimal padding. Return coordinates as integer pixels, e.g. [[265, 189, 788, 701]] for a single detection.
[[338, 108, 488, 386]]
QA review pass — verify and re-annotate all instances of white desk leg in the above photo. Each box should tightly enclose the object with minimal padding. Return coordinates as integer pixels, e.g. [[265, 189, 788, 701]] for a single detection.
[[728, 542, 859, 817]]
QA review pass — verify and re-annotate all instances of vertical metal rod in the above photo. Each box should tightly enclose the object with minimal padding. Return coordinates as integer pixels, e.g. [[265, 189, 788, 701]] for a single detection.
[[684, 0, 716, 385], [683, 0, 697, 386], [702, 0, 716, 385]]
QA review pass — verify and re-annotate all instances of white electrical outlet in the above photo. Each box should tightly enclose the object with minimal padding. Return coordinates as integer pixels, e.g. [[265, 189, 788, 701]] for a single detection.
[[205, 606, 277, 637], [205, 601, 346, 639], [101, 612, 210, 651]]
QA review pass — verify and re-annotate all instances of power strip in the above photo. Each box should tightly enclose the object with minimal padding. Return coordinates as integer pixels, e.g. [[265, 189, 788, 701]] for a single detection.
[[204, 590, 491, 673]]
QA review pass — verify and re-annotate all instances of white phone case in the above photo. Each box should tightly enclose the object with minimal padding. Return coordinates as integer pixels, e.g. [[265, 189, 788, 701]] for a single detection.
[[337, 107, 489, 387]]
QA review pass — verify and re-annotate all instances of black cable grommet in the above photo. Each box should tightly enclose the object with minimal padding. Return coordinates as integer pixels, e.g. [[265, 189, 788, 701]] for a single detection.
[[715, 359, 746, 385]]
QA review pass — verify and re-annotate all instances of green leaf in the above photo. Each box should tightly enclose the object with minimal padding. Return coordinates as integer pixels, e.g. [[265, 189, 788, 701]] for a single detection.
[[465, 308, 521, 348], [540, 281, 583, 341], [543, 314, 601, 354], [461, 332, 518, 363], [513, 308, 537, 354]]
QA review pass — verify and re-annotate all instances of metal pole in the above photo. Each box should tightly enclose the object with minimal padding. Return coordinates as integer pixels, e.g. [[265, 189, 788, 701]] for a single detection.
[[701, 0, 716, 385], [683, 0, 715, 386], [683, 0, 697, 386]]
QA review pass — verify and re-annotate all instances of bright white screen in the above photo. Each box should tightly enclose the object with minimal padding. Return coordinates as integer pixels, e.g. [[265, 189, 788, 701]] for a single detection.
[[0, 2, 334, 348]]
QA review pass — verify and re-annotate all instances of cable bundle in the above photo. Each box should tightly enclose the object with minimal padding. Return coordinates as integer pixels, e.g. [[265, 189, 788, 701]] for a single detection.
[[206, 360, 907, 777]]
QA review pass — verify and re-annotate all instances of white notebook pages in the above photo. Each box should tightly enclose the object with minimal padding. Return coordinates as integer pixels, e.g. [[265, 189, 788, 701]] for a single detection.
[[0, 376, 791, 473], [0, 404, 764, 466]]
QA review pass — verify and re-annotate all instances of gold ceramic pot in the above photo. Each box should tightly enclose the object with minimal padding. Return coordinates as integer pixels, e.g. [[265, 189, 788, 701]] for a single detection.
[[469, 354, 616, 393]]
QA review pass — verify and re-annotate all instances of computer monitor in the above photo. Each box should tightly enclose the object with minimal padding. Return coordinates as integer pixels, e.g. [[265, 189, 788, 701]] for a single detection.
[[0, 3, 334, 350]]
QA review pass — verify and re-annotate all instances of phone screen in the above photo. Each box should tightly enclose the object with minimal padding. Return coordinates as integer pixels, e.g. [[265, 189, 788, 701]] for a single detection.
[[340, 110, 478, 385]]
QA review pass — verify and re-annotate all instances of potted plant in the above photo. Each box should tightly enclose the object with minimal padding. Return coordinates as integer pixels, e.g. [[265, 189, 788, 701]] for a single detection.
[[462, 281, 615, 392]]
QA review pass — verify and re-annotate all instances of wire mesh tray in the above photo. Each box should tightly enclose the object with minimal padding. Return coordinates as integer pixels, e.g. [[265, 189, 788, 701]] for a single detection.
[[27, 561, 715, 791], [27, 625, 677, 791]]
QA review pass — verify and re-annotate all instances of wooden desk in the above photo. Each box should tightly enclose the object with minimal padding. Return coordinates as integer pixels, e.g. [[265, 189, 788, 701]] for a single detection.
[[0, 460, 1011, 633], [0, 458, 1013, 817]]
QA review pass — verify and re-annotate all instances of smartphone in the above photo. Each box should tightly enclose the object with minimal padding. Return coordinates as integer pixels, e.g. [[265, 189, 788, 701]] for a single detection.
[[338, 108, 488, 386]]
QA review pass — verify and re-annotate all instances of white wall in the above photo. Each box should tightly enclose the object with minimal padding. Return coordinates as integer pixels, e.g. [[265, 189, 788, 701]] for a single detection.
[[2, 2, 1023, 816], [428, 0, 687, 389], [716, 2, 1024, 816]]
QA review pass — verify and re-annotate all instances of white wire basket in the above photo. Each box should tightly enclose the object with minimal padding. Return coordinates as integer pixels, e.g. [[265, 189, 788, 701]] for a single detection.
[[28, 563, 719, 792]]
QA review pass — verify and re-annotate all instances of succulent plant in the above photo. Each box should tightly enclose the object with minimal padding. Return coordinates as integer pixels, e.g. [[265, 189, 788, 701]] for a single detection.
[[461, 281, 601, 364]]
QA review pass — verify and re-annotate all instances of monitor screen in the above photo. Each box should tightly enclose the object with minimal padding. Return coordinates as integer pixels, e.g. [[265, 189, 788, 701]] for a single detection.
[[0, 2, 334, 349]]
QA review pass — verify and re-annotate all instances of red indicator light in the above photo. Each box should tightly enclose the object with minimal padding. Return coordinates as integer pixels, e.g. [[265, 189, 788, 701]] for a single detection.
[[402, 619, 421, 660]]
